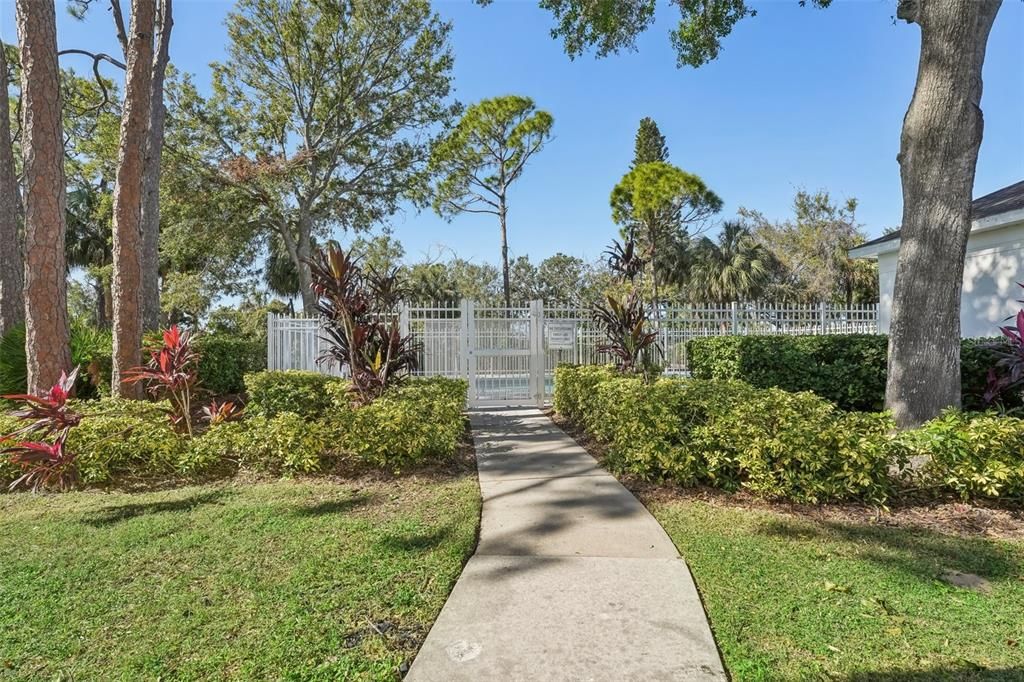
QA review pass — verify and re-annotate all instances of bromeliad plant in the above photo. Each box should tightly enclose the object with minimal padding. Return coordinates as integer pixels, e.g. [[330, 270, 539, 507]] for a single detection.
[[306, 241, 421, 404], [1, 368, 83, 491], [593, 290, 661, 376], [202, 399, 245, 426]]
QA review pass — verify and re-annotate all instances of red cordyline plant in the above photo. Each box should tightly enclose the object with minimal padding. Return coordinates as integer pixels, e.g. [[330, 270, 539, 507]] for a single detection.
[[122, 325, 245, 434], [1, 368, 83, 491], [984, 290, 1024, 404], [202, 399, 245, 426], [306, 241, 421, 404], [123, 326, 199, 435], [593, 290, 661, 376]]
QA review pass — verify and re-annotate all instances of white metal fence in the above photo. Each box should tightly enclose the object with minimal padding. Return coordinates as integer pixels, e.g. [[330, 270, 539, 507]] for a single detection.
[[267, 301, 878, 406]]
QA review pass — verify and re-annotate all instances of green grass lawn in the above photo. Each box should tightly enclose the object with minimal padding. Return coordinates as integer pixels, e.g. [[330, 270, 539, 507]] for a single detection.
[[649, 497, 1024, 681], [0, 475, 480, 681]]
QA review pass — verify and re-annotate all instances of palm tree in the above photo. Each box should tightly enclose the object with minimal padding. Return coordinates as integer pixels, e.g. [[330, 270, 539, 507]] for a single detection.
[[265, 235, 301, 314], [66, 185, 114, 328], [689, 222, 775, 304]]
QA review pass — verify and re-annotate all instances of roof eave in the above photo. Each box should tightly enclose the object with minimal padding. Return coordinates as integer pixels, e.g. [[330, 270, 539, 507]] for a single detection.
[[849, 206, 1024, 260]]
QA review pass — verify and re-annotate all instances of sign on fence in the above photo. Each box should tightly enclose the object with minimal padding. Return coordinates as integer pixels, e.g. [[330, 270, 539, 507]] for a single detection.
[[545, 321, 576, 350]]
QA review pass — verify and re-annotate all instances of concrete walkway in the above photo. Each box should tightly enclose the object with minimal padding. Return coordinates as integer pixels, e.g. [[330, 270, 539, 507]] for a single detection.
[[407, 406, 726, 681]]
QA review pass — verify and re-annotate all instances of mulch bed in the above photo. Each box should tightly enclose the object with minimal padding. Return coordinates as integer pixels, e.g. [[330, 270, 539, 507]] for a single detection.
[[547, 409, 1024, 542]]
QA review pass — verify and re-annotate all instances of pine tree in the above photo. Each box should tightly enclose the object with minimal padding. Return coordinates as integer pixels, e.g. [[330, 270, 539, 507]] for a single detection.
[[631, 117, 668, 167]]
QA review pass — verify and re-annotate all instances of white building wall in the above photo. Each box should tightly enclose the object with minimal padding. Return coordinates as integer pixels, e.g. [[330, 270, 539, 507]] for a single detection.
[[876, 219, 1024, 338], [877, 252, 896, 334]]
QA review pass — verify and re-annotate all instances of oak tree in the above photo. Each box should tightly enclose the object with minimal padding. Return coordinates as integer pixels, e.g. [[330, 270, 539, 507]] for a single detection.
[[176, 0, 457, 314]]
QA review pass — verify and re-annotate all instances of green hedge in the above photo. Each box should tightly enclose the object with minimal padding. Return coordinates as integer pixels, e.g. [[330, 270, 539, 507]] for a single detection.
[[555, 365, 1024, 503], [195, 376, 468, 474], [686, 334, 1007, 411], [195, 334, 266, 396], [243, 370, 344, 419], [66, 399, 190, 485], [2, 375, 467, 489], [896, 410, 1024, 499], [330, 378, 468, 469], [555, 365, 903, 504]]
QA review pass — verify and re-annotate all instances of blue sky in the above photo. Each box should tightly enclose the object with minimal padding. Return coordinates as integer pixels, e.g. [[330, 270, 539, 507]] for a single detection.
[[2, 0, 1022, 269]]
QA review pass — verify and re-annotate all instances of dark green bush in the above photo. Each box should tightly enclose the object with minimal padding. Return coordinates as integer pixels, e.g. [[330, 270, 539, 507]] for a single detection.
[[555, 365, 906, 504], [686, 334, 887, 411], [896, 410, 1024, 499], [195, 333, 266, 396], [959, 338, 1014, 410], [244, 370, 344, 419], [687, 334, 1007, 412]]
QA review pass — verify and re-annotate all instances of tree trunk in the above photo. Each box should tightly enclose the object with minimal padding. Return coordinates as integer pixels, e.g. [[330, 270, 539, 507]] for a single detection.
[[140, 0, 172, 331], [104, 278, 114, 326], [499, 196, 510, 308], [0, 42, 25, 338], [16, 0, 71, 394], [111, 0, 156, 398], [94, 277, 108, 329], [649, 220, 659, 326], [886, 0, 1002, 428], [295, 216, 315, 314]]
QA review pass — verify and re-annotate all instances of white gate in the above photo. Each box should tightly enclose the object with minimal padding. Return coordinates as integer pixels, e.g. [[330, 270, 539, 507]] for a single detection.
[[463, 300, 545, 406], [267, 301, 878, 407]]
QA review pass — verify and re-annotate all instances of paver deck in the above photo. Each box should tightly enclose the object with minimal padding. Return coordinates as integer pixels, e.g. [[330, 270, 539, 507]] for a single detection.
[[406, 406, 726, 681]]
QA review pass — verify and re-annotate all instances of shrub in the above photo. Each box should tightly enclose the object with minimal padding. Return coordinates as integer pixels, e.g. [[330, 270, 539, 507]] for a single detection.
[[555, 368, 905, 504], [0, 322, 112, 400], [244, 370, 344, 419], [897, 410, 1024, 499], [687, 387, 902, 504], [960, 338, 1002, 409], [686, 334, 887, 411], [687, 334, 1006, 412], [330, 377, 467, 469], [553, 365, 616, 425], [185, 377, 466, 475], [195, 333, 265, 396], [65, 399, 190, 485], [219, 412, 328, 475]]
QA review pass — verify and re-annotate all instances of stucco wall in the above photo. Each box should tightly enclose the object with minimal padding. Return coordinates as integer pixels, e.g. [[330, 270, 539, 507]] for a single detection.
[[876, 219, 1024, 338]]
